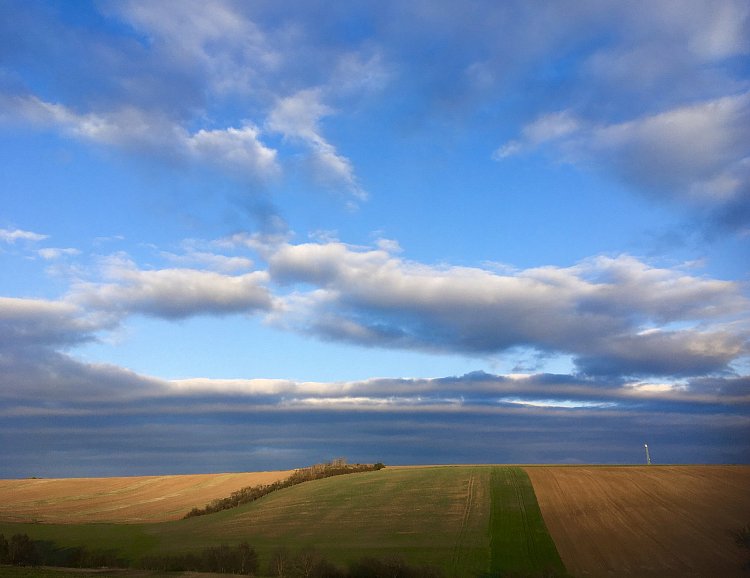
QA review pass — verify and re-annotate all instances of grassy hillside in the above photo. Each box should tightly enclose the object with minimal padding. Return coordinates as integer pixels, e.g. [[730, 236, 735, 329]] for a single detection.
[[0, 466, 566, 576]]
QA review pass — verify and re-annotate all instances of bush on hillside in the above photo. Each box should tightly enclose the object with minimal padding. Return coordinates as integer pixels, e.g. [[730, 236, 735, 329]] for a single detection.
[[185, 461, 386, 518]]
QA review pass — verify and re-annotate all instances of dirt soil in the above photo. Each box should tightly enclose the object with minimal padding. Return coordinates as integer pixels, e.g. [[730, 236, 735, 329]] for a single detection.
[[525, 465, 750, 578], [0, 470, 292, 523]]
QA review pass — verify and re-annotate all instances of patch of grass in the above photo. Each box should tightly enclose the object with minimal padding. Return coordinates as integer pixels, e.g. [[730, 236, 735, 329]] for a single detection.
[[489, 467, 567, 577], [0, 523, 156, 562], [0, 567, 189, 578]]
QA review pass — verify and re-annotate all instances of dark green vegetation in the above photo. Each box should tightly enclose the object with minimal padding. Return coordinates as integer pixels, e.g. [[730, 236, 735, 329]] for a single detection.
[[488, 468, 567, 577], [0, 568, 187, 578], [0, 466, 566, 577], [185, 461, 385, 518], [735, 523, 750, 571], [139, 541, 258, 573], [0, 533, 39, 566]]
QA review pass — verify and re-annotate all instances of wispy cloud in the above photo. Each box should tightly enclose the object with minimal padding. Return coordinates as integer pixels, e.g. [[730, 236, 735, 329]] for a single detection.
[[1, 94, 280, 182], [267, 88, 366, 201], [38, 247, 81, 260], [496, 92, 750, 225]]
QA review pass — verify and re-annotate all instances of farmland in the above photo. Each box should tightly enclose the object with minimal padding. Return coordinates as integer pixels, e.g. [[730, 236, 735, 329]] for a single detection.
[[526, 465, 750, 578], [0, 467, 491, 574], [0, 465, 748, 576], [0, 470, 293, 523], [0, 466, 563, 576]]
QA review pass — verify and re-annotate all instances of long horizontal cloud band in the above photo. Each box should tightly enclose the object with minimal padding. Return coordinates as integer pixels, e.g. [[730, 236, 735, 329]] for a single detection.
[[1, 315, 747, 477], [2, 400, 747, 478], [2, 238, 747, 379]]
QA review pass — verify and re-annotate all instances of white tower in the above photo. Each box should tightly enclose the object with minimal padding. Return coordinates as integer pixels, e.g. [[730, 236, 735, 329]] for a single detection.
[[644, 443, 651, 465]]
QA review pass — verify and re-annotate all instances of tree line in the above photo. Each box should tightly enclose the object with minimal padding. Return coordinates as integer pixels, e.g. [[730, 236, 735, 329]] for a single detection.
[[1, 533, 441, 577], [185, 461, 385, 518], [139, 545, 442, 577]]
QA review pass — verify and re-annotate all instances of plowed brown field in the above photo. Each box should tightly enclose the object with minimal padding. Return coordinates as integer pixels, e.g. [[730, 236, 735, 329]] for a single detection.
[[0, 470, 292, 523], [525, 465, 750, 578]]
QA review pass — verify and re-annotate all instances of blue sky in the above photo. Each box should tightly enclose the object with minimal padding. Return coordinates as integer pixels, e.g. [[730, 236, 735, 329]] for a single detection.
[[1, 0, 749, 476]]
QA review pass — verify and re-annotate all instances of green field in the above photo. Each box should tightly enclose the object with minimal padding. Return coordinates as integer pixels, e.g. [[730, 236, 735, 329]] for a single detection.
[[489, 468, 566, 576], [0, 466, 566, 577]]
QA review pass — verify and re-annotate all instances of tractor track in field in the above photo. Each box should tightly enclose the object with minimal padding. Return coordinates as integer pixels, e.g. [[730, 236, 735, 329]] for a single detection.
[[451, 471, 476, 573]]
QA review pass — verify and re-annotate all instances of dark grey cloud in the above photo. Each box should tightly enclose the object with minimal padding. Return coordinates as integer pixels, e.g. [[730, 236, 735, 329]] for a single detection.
[[2, 373, 747, 477], [267, 241, 748, 378]]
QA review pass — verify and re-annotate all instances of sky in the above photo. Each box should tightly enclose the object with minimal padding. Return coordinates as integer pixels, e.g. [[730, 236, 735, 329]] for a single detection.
[[1, 0, 749, 477]]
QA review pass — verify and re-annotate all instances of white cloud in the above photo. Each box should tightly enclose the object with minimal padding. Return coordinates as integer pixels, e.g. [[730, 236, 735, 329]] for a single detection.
[[38, 248, 81, 260], [187, 125, 279, 180], [0, 227, 48, 243]]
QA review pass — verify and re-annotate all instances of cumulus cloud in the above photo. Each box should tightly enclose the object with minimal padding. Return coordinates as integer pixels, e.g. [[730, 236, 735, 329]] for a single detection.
[[71, 256, 273, 320], [266, 241, 748, 377]]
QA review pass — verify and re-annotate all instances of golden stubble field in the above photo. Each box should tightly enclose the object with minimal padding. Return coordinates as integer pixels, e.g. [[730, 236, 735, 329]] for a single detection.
[[525, 465, 750, 578], [0, 470, 292, 523]]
